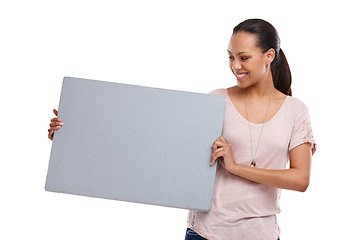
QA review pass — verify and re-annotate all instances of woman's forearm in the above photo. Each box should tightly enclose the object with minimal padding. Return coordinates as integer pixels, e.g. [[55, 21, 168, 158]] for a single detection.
[[213, 140, 312, 192], [228, 164, 310, 192]]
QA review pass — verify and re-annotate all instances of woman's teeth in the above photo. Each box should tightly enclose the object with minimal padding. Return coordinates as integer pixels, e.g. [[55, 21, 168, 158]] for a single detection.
[[236, 73, 248, 80]]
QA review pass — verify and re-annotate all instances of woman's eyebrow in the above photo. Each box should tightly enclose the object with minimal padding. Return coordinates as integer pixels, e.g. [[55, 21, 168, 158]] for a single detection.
[[227, 50, 249, 55]]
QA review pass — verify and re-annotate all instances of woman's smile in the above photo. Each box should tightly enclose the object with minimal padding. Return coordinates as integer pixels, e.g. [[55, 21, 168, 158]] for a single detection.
[[235, 72, 248, 81]]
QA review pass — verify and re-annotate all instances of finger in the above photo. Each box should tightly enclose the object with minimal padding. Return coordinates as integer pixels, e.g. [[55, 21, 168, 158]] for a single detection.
[[211, 141, 221, 157], [48, 126, 61, 132], [211, 148, 223, 163], [214, 139, 226, 147], [210, 155, 221, 166], [48, 131, 54, 140], [49, 122, 63, 127], [213, 149, 224, 160], [211, 138, 225, 165], [211, 149, 224, 165], [48, 125, 61, 134], [53, 109, 58, 116], [210, 157, 216, 166], [49, 126, 61, 133], [212, 136, 226, 148], [51, 117, 62, 122], [212, 141, 219, 150], [49, 124, 61, 129], [212, 146, 223, 157], [210, 148, 216, 165]]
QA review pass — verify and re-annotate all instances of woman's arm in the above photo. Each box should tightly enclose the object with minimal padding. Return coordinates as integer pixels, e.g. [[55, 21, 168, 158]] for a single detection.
[[211, 137, 312, 192]]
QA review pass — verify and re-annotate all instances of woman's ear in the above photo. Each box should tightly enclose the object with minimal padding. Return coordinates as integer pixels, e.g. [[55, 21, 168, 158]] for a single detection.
[[265, 48, 276, 65]]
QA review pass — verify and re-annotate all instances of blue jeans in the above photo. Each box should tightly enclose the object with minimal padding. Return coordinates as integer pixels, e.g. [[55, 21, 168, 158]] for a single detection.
[[185, 228, 280, 240], [185, 228, 207, 240]]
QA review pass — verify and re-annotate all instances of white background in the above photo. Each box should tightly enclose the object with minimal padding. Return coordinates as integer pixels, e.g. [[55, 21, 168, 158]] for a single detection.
[[1, 0, 359, 239]]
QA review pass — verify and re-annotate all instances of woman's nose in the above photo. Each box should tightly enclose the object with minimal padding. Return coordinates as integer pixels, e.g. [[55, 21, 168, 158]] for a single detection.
[[232, 60, 242, 71]]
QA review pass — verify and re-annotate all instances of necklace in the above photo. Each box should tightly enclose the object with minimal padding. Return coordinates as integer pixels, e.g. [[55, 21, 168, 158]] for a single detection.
[[243, 89, 274, 167]]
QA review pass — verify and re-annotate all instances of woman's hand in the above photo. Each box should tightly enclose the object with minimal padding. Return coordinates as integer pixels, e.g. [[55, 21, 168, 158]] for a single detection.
[[210, 136, 237, 173], [48, 109, 63, 141]]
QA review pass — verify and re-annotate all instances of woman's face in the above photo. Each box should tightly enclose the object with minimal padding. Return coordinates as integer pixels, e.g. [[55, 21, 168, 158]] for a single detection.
[[227, 32, 274, 89]]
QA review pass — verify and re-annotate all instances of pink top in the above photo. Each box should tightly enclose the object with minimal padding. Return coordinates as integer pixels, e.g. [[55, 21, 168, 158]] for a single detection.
[[187, 89, 316, 240]]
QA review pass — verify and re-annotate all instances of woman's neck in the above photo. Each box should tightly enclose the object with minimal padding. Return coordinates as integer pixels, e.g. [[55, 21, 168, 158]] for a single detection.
[[239, 75, 276, 100], [245, 85, 274, 99]]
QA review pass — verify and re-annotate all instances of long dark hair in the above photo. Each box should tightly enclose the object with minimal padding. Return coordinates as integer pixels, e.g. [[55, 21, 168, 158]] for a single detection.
[[233, 19, 292, 96]]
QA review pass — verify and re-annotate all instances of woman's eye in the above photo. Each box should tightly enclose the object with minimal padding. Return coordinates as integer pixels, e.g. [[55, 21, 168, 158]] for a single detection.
[[228, 56, 249, 61]]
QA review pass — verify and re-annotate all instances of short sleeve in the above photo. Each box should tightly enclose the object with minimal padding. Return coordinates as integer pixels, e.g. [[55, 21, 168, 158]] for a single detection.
[[289, 109, 317, 155]]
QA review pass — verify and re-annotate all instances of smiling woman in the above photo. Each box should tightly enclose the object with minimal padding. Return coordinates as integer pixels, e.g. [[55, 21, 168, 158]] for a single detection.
[[185, 19, 316, 240], [228, 19, 292, 96]]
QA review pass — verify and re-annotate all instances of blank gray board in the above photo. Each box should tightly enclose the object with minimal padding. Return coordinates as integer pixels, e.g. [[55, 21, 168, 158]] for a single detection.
[[45, 77, 225, 212]]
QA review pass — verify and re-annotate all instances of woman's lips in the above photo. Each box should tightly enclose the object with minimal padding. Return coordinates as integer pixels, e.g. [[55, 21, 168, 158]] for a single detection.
[[235, 72, 248, 81]]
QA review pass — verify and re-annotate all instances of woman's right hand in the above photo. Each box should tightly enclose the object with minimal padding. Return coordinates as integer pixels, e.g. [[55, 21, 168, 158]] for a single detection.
[[48, 109, 63, 141]]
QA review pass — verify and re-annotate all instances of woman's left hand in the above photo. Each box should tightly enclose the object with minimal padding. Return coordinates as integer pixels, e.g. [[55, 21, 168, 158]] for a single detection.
[[210, 136, 237, 173]]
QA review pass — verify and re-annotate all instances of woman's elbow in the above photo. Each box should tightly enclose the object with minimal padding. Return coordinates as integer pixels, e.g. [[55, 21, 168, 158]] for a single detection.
[[297, 183, 309, 192], [295, 177, 310, 192]]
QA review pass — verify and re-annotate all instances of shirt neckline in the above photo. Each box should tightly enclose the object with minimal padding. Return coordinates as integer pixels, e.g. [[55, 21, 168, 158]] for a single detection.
[[224, 88, 289, 125]]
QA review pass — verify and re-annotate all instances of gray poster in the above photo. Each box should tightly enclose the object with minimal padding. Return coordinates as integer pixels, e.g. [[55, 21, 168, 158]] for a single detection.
[[45, 77, 225, 211]]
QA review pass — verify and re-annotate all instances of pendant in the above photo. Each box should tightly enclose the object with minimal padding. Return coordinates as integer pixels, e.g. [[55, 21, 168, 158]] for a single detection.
[[250, 161, 256, 168]]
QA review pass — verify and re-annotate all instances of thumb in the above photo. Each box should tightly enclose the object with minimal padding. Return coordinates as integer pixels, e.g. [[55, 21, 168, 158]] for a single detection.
[[53, 109, 58, 116]]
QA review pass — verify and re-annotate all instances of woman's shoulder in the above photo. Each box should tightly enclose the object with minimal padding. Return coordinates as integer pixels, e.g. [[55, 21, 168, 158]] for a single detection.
[[284, 96, 311, 122], [286, 95, 309, 111]]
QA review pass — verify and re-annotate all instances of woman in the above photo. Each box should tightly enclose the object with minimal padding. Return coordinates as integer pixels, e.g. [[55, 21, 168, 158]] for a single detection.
[[185, 19, 316, 240], [48, 19, 316, 240]]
